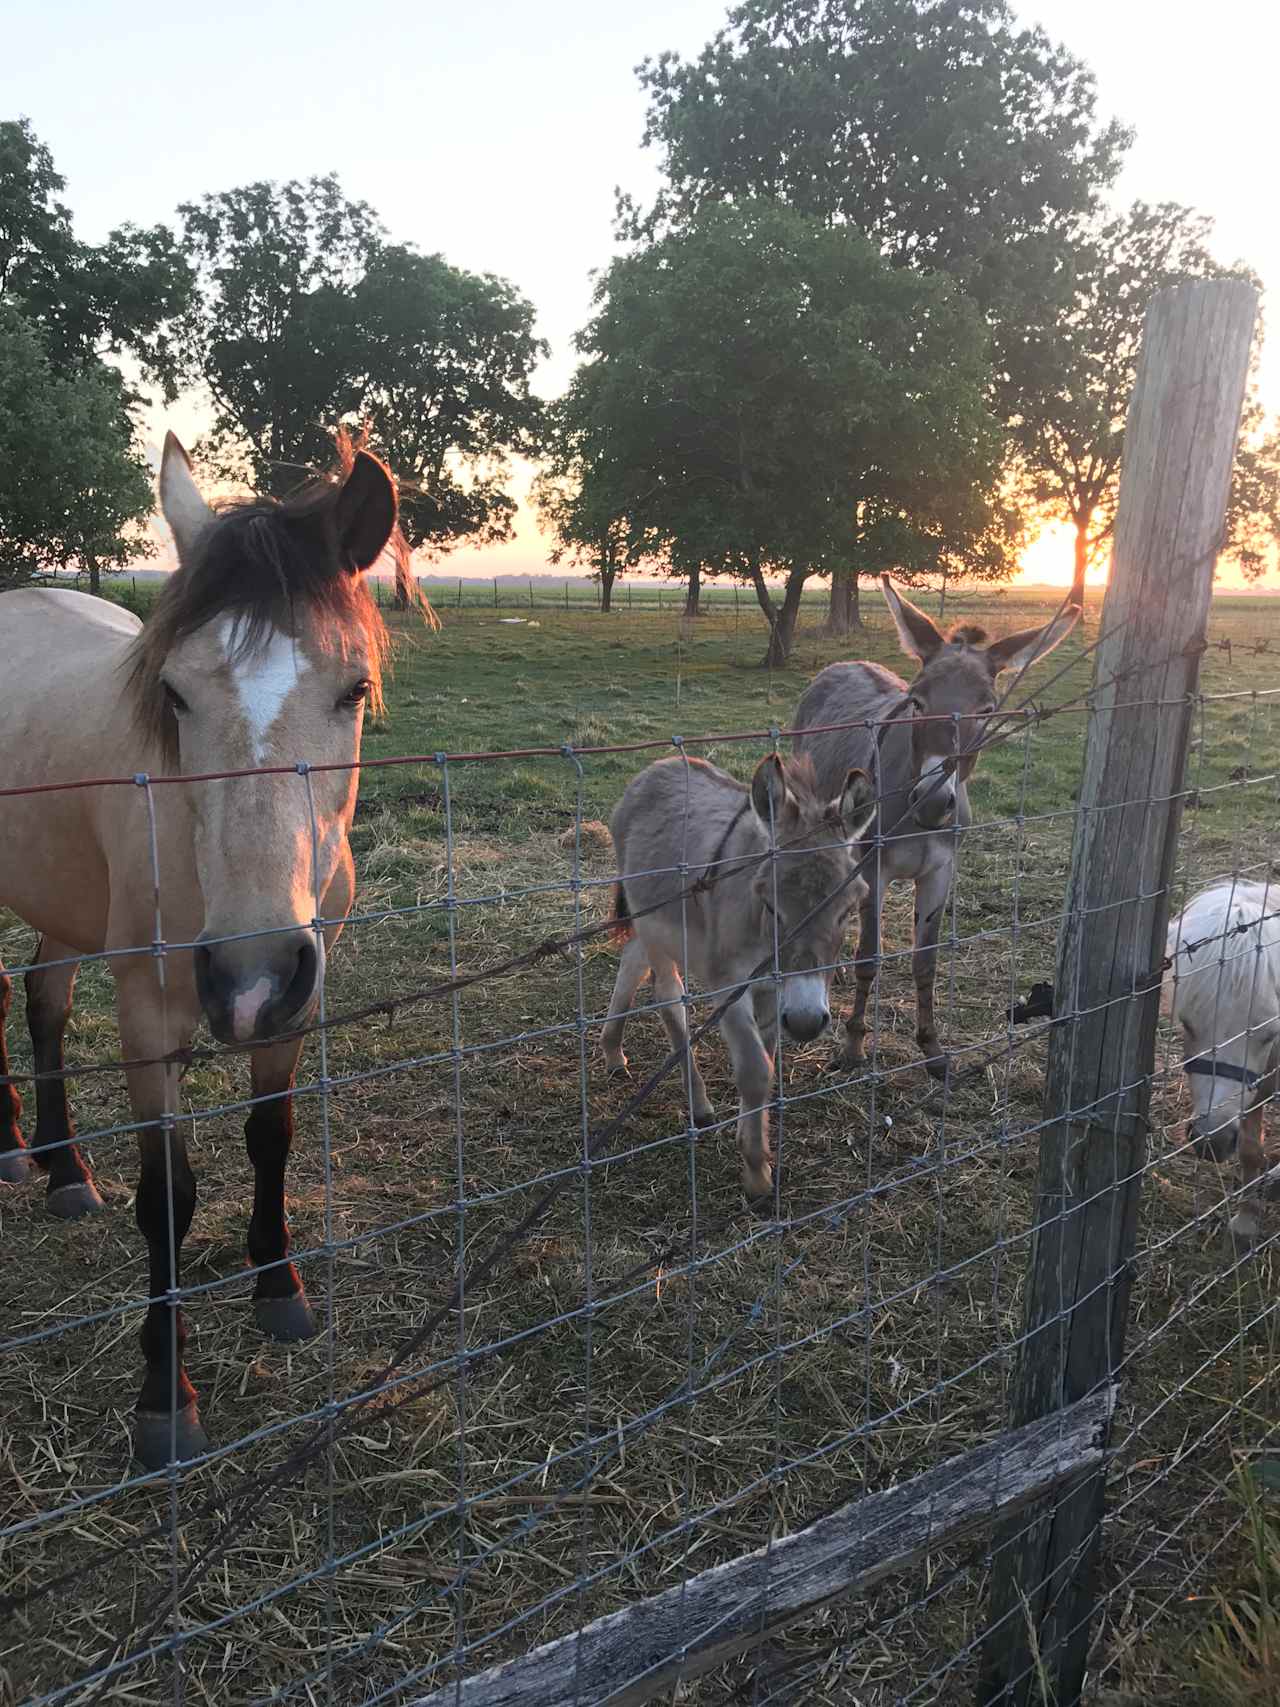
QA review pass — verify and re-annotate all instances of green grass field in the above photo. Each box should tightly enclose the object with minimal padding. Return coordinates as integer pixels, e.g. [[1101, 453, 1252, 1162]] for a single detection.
[[1, 586, 1278, 1705]]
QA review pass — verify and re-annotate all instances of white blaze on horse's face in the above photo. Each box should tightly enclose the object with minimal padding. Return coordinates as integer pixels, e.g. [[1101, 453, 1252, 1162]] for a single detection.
[[154, 433, 396, 1047], [160, 611, 369, 1044]]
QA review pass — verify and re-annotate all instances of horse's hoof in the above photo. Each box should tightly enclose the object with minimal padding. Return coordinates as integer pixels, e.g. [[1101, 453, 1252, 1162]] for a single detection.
[[133, 1402, 209, 1469], [0, 1148, 33, 1184], [47, 1179, 105, 1218], [255, 1292, 320, 1342]]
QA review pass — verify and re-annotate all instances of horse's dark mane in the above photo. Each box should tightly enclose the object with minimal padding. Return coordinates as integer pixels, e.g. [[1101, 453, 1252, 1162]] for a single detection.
[[126, 475, 390, 768]]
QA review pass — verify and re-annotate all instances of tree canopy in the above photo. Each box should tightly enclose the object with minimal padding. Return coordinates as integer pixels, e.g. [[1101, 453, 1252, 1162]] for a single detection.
[[1010, 202, 1272, 590], [561, 200, 1006, 661], [173, 176, 546, 582], [0, 119, 187, 587]]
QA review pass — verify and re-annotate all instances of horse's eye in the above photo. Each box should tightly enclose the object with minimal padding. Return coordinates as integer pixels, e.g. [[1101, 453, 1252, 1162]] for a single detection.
[[339, 679, 371, 710], [162, 681, 189, 716]]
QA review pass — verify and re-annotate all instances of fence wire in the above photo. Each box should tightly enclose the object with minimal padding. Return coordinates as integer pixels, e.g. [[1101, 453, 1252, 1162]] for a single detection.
[[0, 604, 1277, 1707]]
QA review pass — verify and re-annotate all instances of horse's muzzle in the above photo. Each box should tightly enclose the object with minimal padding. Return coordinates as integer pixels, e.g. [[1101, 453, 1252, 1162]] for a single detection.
[[195, 930, 320, 1046]]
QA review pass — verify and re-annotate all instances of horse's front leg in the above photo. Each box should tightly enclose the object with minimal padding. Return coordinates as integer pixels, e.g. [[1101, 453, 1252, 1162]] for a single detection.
[[912, 855, 954, 1081], [841, 879, 883, 1072], [27, 937, 102, 1216], [116, 965, 205, 1468], [245, 850, 352, 1340], [245, 1037, 317, 1341]]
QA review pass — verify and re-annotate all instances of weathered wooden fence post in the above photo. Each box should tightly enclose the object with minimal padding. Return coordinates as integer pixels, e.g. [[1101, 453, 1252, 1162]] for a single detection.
[[978, 278, 1258, 1705]]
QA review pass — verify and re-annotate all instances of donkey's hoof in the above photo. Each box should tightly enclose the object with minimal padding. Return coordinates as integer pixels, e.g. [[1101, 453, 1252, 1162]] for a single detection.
[[744, 1177, 784, 1219], [693, 1104, 717, 1130], [0, 1148, 33, 1184], [605, 1057, 629, 1079], [133, 1402, 210, 1469], [47, 1180, 105, 1219], [255, 1292, 319, 1342], [921, 1051, 949, 1084]]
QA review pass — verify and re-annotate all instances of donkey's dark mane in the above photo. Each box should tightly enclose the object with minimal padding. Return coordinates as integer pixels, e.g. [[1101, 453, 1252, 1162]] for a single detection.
[[125, 477, 390, 768]]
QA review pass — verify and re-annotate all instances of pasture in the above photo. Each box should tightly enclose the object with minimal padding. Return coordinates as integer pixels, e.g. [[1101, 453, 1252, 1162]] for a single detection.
[[1, 586, 1277, 1706]]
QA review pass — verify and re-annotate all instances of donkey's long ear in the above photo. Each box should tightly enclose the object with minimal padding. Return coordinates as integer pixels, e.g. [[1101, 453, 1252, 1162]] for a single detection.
[[158, 433, 214, 562], [834, 767, 876, 842], [985, 604, 1081, 678], [750, 754, 794, 828], [335, 450, 397, 573], [881, 576, 945, 663]]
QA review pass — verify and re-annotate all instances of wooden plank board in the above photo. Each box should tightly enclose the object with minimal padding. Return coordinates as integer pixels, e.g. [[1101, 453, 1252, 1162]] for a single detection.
[[411, 1388, 1114, 1707]]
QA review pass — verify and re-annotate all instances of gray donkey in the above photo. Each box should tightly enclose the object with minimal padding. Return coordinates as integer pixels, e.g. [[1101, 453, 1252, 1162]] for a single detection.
[[603, 753, 875, 1202], [794, 577, 1079, 1079]]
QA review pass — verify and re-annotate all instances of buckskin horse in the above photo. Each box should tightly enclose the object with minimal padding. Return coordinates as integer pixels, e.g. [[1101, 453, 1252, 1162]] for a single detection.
[[0, 435, 400, 1466]]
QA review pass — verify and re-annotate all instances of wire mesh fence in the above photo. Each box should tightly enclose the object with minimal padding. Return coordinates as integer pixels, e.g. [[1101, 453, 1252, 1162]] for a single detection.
[[0, 612, 1276, 1705]]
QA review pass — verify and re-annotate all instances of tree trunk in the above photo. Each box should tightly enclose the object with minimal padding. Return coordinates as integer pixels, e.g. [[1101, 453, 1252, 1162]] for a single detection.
[[600, 565, 617, 613], [87, 557, 101, 596], [824, 567, 861, 635], [684, 565, 702, 617], [762, 570, 807, 667], [1072, 520, 1089, 607]]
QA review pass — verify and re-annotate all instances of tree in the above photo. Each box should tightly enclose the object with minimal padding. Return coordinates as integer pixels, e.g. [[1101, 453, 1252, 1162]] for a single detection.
[[0, 118, 191, 395], [621, 0, 1129, 627], [0, 303, 154, 591], [563, 201, 1005, 665], [1226, 411, 1280, 581], [350, 245, 546, 575], [173, 175, 382, 491], [532, 402, 632, 612], [173, 181, 545, 605], [0, 120, 186, 587], [1010, 202, 1262, 596]]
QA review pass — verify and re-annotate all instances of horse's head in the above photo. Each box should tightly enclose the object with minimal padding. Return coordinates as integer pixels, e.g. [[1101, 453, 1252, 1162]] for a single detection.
[[131, 434, 399, 1046], [880, 577, 1081, 830], [748, 754, 875, 1043]]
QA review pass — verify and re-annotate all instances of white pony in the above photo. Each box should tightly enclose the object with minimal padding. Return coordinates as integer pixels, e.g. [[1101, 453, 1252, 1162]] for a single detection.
[[1162, 880, 1280, 1245]]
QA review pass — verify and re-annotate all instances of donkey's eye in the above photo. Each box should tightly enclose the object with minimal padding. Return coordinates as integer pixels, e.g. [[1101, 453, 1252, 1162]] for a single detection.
[[909, 696, 924, 714], [338, 679, 371, 710], [162, 681, 189, 716]]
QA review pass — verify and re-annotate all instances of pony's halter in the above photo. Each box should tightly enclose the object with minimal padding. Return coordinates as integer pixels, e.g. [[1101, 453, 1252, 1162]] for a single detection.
[[1183, 1055, 1262, 1091]]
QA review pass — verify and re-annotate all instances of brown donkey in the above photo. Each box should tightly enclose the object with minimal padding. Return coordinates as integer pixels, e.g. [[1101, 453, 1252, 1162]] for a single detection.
[[0, 436, 399, 1466], [793, 577, 1079, 1079]]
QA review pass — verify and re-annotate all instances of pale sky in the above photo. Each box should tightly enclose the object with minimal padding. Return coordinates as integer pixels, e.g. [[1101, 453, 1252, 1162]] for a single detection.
[[5, 0, 1278, 587]]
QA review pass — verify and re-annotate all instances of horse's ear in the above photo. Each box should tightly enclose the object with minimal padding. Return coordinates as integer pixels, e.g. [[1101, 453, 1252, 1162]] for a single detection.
[[881, 576, 945, 663], [750, 754, 794, 828], [158, 432, 214, 561], [985, 604, 1082, 677], [335, 450, 397, 573], [834, 767, 875, 841]]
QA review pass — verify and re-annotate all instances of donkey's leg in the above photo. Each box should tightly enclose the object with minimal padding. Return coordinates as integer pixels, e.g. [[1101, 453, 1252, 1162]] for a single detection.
[[911, 859, 953, 1082], [245, 1037, 318, 1342], [1229, 1106, 1268, 1248], [117, 969, 206, 1467], [26, 938, 102, 1216], [720, 993, 775, 1204], [841, 880, 883, 1071], [601, 934, 650, 1076], [652, 957, 714, 1127]]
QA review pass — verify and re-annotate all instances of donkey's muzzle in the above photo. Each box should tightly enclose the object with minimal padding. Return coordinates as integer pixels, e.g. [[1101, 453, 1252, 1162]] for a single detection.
[[195, 930, 320, 1046], [782, 1006, 831, 1044]]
